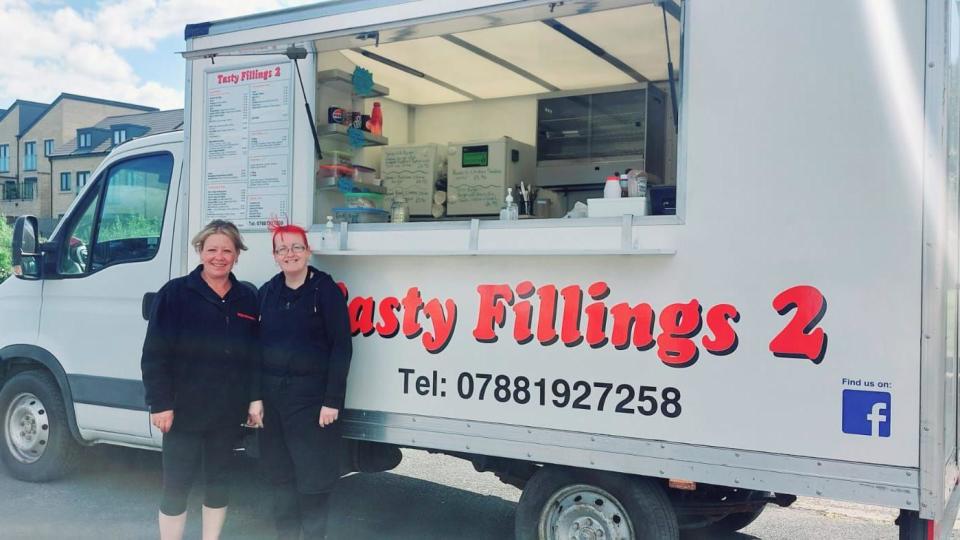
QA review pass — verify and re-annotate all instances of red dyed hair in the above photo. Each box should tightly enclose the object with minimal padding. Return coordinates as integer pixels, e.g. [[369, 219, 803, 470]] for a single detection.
[[267, 217, 310, 251]]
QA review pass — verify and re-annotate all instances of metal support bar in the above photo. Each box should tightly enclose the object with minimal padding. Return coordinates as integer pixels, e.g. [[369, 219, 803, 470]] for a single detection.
[[338, 221, 348, 250], [353, 48, 480, 100], [621, 214, 633, 250], [654, 0, 681, 22], [543, 19, 649, 83], [469, 218, 480, 251], [441, 35, 560, 92]]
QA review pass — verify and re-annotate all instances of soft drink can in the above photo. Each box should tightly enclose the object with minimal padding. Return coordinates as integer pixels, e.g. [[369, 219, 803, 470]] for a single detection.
[[327, 107, 346, 124]]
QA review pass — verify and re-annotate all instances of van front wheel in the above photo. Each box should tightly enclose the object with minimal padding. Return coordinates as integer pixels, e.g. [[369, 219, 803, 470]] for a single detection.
[[0, 371, 79, 481]]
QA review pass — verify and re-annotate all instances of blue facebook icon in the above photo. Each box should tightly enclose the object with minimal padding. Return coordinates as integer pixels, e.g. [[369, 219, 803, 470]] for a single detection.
[[842, 390, 891, 437]]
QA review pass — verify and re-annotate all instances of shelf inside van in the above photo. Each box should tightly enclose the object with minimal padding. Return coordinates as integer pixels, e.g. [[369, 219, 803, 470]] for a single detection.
[[319, 123, 389, 147], [316, 69, 389, 98]]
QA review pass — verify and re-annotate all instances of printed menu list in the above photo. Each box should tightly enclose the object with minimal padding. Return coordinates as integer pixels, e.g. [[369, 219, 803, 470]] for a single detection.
[[204, 63, 292, 229]]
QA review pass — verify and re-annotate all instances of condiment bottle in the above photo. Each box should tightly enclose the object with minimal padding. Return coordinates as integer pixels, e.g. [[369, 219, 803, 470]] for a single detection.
[[626, 170, 640, 197], [390, 195, 408, 223], [367, 102, 384, 136], [604, 175, 622, 199]]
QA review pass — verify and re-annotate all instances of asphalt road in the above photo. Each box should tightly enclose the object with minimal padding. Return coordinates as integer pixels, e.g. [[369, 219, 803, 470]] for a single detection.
[[0, 444, 955, 539]]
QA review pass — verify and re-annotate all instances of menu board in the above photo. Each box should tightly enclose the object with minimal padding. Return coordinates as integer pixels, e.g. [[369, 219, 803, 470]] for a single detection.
[[380, 144, 443, 216], [447, 165, 504, 215], [203, 62, 293, 230]]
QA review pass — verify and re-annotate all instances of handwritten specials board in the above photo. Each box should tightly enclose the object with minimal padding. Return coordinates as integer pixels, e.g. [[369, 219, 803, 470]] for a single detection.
[[203, 61, 294, 230], [380, 144, 444, 216]]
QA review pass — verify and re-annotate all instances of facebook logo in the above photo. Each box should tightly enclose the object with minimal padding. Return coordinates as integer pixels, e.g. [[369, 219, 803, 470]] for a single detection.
[[842, 390, 891, 437]]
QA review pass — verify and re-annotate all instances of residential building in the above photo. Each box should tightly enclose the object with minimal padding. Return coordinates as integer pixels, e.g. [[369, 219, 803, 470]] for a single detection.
[[0, 100, 49, 223], [0, 94, 158, 231], [49, 109, 183, 219]]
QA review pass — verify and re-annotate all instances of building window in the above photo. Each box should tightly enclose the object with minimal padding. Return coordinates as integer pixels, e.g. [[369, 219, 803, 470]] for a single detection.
[[113, 129, 127, 146], [78, 133, 91, 148], [60, 172, 71, 192], [77, 171, 89, 190], [0, 145, 7, 172], [23, 178, 37, 200], [2, 181, 14, 200], [24, 141, 36, 171], [44, 139, 54, 156]]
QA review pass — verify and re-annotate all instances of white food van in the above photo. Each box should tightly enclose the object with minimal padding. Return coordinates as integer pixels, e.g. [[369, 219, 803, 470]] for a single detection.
[[2, 0, 959, 538]]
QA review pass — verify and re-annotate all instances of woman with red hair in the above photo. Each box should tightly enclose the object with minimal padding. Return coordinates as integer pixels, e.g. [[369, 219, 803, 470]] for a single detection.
[[252, 219, 352, 539]]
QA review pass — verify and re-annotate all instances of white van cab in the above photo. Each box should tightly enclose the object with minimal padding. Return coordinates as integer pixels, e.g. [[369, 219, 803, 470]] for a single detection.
[[1, 132, 184, 478]]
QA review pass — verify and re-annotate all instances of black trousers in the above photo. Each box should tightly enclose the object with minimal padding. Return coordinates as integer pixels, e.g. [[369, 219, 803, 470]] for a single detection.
[[160, 425, 237, 516], [261, 376, 342, 539]]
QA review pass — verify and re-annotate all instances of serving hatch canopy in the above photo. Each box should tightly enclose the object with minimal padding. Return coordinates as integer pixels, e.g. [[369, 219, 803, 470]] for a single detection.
[[184, 0, 681, 106]]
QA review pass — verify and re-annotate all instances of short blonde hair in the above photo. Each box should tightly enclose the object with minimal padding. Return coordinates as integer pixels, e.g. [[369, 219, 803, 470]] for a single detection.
[[192, 220, 248, 253]]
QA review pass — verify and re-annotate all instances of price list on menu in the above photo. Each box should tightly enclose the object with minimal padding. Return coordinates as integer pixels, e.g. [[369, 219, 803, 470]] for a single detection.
[[203, 63, 293, 230]]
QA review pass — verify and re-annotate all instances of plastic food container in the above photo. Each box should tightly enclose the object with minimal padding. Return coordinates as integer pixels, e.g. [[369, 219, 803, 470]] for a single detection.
[[317, 150, 354, 178], [317, 164, 354, 178], [353, 165, 378, 186], [333, 207, 390, 224], [344, 192, 383, 209]]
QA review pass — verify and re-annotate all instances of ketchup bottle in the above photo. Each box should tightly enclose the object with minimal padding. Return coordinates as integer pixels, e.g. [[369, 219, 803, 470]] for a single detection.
[[367, 102, 383, 136]]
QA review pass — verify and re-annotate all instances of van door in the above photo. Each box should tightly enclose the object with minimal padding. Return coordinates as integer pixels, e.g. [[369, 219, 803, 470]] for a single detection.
[[37, 148, 180, 442]]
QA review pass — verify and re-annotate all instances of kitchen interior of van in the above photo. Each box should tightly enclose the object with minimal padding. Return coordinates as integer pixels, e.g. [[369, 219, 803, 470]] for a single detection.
[[309, 1, 681, 228]]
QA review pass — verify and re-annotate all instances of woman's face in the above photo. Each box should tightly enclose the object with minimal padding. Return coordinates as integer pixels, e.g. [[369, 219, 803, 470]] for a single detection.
[[273, 232, 309, 275], [200, 233, 238, 279]]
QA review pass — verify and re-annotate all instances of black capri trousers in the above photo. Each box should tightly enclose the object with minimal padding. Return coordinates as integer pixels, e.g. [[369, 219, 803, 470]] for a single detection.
[[160, 426, 238, 516]]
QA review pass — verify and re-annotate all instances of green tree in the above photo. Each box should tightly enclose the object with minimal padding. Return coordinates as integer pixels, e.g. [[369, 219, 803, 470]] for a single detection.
[[0, 214, 11, 283]]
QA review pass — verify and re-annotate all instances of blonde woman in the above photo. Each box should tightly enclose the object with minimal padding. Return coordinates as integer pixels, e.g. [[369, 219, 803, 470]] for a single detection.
[[141, 220, 262, 540]]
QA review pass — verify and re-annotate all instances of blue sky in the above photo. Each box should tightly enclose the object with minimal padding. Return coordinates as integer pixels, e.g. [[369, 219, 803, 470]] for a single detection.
[[0, 0, 314, 111]]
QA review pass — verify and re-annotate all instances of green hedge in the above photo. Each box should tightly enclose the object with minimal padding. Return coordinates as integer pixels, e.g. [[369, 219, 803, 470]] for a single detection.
[[0, 215, 10, 283]]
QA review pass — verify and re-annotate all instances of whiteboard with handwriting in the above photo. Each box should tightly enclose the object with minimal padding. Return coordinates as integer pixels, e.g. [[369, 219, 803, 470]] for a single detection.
[[447, 138, 535, 216], [380, 144, 444, 216]]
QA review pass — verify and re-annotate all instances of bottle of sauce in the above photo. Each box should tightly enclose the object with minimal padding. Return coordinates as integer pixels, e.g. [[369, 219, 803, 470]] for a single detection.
[[367, 102, 384, 136], [603, 175, 622, 198]]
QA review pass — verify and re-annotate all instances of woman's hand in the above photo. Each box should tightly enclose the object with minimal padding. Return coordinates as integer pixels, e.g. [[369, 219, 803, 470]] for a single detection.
[[247, 400, 264, 428], [319, 407, 339, 427], [151, 410, 174, 433]]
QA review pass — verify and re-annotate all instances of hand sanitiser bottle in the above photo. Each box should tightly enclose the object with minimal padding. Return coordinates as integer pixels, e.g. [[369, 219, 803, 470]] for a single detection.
[[500, 188, 519, 221], [322, 215, 339, 250]]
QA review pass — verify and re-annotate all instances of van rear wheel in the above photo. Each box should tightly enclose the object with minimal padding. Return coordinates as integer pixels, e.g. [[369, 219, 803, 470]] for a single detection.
[[515, 466, 679, 540], [0, 371, 79, 481]]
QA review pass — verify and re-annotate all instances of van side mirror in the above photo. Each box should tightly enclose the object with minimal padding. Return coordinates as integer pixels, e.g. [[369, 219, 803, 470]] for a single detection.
[[11, 216, 40, 279]]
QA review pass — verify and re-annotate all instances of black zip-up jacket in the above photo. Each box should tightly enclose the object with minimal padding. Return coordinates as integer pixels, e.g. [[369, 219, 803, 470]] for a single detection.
[[141, 265, 260, 431], [259, 267, 352, 410]]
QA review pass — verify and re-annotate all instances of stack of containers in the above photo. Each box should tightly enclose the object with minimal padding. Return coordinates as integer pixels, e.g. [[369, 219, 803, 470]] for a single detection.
[[316, 150, 389, 224]]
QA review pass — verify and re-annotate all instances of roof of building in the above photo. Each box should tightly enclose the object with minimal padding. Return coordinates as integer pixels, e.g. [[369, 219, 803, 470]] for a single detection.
[[50, 109, 184, 158], [19, 93, 159, 138], [0, 100, 51, 135]]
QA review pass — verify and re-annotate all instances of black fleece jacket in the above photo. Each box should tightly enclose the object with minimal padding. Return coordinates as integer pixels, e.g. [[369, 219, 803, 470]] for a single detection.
[[259, 267, 352, 410], [141, 265, 260, 431]]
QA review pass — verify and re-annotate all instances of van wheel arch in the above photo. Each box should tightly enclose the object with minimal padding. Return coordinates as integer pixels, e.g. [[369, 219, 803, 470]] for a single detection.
[[0, 345, 85, 446]]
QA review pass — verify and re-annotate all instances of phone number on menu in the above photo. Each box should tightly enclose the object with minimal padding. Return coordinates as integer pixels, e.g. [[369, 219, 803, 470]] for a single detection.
[[398, 368, 682, 418]]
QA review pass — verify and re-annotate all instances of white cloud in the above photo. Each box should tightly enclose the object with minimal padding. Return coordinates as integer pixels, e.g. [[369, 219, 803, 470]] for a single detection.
[[0, 0, 316, 110]]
